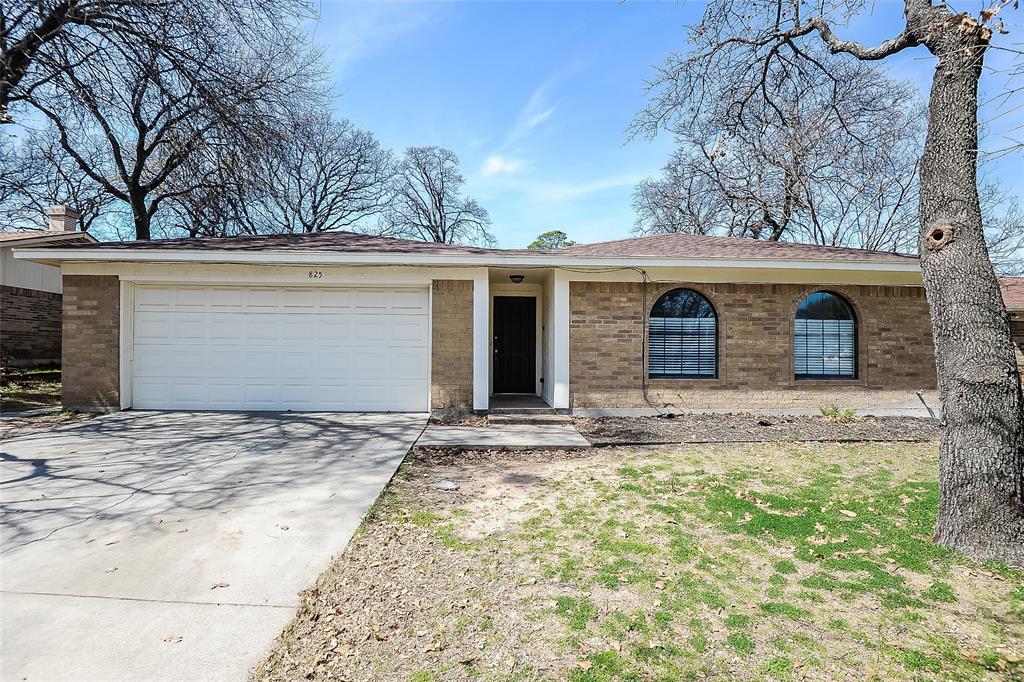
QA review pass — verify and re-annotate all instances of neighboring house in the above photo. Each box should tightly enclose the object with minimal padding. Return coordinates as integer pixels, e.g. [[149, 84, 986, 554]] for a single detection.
[[15, 231, 941, 413], [1, 206, 96, 368], [1000, 277, 1024, 372]]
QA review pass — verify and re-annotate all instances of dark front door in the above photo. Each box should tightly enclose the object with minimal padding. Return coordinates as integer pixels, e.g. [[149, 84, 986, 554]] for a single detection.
[[493, 296, 536, 393]]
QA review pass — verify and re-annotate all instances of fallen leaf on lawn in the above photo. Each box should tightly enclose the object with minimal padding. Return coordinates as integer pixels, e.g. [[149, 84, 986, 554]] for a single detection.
[[839, 509, 857, 518], [814, 523, 827, 533], [610, 641, 621, 652], [655, 580, 666, 590], [211, 582, 229, 589], [807, 535, 828, 546], [163, 635, 182, 643], [1005, 653, 1021, 663], [458, 654, 477, 665], [577, 661, 593, 671]]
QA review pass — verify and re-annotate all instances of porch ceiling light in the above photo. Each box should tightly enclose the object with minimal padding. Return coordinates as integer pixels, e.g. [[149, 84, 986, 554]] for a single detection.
[[509, 274, 525, 284]]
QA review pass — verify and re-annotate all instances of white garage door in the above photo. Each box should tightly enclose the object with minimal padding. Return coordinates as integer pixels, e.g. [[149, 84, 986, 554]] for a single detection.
[[130, 285, 430, 411]]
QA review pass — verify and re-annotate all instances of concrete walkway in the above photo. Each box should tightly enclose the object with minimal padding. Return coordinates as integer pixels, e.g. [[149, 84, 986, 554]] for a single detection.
[[418, 424, 591, 449], [0, 411, 426, 682]]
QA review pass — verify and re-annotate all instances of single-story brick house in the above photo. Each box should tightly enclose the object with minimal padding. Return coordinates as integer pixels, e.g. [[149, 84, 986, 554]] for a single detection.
[[1, 206, 96, 368], [11, 230, 963, 413]]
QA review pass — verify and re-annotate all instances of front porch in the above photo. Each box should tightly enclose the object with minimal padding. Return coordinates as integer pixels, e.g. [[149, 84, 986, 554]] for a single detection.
[[470, 267, 570, 412]]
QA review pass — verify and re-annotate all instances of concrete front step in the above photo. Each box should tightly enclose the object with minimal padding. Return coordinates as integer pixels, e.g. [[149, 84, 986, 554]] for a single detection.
[[418, 424, 591, 450], [488, 414, 572, 425], [488, 407, 557, 415]]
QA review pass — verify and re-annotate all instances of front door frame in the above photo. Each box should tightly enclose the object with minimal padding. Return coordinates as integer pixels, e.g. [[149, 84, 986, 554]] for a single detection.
[[489, 285, 543, 396]]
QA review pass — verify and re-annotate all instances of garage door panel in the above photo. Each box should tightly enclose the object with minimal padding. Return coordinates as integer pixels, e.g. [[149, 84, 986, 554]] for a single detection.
[[131, 286, 430, 411], [391, 317, 429, 341], [318, 290, 353, 309], [209, 288, 244, 308]]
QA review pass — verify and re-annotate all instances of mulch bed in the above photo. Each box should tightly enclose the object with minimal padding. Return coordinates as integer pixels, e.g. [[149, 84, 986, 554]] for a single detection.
[[574, 413, 940, 445]]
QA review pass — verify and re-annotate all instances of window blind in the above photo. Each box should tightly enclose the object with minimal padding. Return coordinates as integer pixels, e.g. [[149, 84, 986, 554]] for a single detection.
[[649, 317, 716, 377], [794, 319, 855, 378]]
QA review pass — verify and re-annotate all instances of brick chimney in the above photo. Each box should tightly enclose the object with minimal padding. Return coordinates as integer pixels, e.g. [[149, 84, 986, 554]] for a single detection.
[[47, 204, 80, 232]]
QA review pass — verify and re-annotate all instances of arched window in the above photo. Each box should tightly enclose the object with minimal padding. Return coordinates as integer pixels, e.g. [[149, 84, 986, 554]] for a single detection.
[[794, 291, 856, 379], [649, 289, 717, 378]]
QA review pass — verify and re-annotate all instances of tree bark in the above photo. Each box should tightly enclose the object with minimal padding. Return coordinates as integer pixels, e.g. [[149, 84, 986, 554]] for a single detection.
[[916, 20, 1024, 565], [131, 197, 152, 240]]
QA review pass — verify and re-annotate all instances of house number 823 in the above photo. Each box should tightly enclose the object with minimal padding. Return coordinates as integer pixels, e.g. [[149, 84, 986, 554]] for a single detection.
[[308, 271, 323, 279]]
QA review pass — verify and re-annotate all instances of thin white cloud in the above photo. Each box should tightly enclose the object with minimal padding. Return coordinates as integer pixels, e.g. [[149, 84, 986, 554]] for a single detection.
[[318, 3, 442, 79], [481, 154, 523, 177], [529, 173, 648, 201], [504, 73, 564, 147]]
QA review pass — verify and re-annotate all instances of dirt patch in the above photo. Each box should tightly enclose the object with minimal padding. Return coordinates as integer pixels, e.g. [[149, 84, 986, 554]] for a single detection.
[[253, 442, 1022, 682], [0, 411, 96, 440], [575, 413, 939, 445], [427, 411, 488, 426]]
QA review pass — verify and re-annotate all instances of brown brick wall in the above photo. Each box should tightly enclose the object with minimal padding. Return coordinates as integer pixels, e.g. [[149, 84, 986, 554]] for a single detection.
[[569, 281, 938, 409], [62, 275, 120, 411], [1, 285, 62, 367], [431, 279, 473, 410]]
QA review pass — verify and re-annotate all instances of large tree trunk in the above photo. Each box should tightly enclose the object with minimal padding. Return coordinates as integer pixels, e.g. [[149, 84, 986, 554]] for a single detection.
[[916, 24, 1024, 565], [131, 197, 152, 240]]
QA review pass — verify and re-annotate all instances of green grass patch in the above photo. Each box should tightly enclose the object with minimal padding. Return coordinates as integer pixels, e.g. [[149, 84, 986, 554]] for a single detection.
[[556, 596, 598, 631]]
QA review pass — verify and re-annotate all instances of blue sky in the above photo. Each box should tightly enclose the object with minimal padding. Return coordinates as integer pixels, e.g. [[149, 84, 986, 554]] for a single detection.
[[313, 1, 1024, 249]]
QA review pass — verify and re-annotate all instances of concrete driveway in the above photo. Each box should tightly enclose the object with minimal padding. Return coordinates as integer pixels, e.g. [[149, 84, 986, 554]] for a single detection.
[[0, 411, 426, 682]]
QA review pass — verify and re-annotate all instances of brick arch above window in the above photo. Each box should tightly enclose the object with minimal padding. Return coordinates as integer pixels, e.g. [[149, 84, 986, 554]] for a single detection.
[[648, 287, 718, 379], [792, 290, 858, 380]]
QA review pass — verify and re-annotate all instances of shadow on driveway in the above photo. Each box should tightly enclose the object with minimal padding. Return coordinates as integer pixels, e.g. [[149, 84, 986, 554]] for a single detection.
[[0, 410, 425, 682]]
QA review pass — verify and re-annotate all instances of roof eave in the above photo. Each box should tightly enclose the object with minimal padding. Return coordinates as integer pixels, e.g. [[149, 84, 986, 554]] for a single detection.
[[2, 232, 98, 248], [12, 246, 921, 272]]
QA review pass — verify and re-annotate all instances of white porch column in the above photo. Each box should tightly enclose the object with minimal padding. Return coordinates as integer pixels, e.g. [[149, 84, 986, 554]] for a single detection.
[[552, 269, 570, 410], [472, 269, 490, 410]]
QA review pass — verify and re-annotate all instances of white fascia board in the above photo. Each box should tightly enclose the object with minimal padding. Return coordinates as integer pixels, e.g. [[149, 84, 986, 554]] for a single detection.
[[13, 247, 922, 273]]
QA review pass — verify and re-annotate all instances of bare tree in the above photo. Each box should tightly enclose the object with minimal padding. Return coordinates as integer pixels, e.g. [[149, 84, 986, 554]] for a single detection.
[[1, 0, 312, 124], [244, 113, 394, 235], [21, 15, 322, 240], [984, 193, 1024, 277], [636, 0, 1024, 564], [379, 146, 494, 246], [634, 53, 923, 253], [0, 127, 113, 232]]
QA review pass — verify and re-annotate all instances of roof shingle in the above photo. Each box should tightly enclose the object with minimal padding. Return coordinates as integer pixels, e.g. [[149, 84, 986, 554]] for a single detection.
[[46, 229, 917, 264], [1000, 277, 1024, 310], [558, 232, 916, 264]]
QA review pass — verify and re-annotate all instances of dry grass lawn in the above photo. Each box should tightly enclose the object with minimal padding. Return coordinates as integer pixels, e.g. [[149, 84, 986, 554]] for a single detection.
[[253, 442, 1023, 682]]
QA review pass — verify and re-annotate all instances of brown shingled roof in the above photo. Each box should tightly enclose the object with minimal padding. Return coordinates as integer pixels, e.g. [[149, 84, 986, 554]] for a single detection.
[[559, 232, 916, 264], [54, 230, 533, 255], [49, 229, 917, 264], [1000, 277, 1024, 310]]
